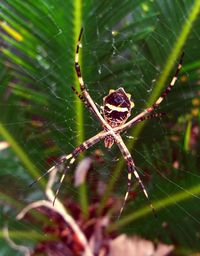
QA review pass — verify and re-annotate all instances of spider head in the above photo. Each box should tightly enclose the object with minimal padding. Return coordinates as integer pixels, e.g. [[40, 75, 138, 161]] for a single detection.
[[103, 87, 134, 128]]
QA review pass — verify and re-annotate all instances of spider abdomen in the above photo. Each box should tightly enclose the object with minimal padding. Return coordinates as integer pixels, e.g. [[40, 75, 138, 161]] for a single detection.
[[103, 88, 134, 128]]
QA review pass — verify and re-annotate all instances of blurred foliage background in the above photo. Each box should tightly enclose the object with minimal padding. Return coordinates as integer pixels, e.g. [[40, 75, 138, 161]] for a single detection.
[[0, 0, 200, 255]]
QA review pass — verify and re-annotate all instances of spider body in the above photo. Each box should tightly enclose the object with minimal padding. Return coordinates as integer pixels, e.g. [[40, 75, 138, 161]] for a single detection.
[[103, 88, 134, 148], [103, 88, 134, 127], [31, 28, 184, 219]]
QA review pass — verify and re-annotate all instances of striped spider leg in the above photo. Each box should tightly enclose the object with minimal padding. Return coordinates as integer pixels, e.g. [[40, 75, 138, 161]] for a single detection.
[[114, 115, 168, 219], [116, 134, 156, 219], [30, 130, 111, 204], [74, 28, 107, 126], [114, 52, 184, 135]]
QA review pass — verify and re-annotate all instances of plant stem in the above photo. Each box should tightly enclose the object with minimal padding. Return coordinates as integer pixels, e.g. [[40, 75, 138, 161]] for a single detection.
[[74, 0, 89, 218]]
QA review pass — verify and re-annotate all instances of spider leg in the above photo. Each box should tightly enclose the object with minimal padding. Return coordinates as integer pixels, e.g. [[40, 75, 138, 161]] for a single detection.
[[75, 28, 85, 92], [29, 154, 72, 187], [147, 52, 184, 112], [136, 112, 166, 122], [71, 86, 85, 102], [53, 156, 75, 205], [116, 52, 184, 134], [53, 130, 110, 204], [30, 130, 110, 204], [71, 86, 98, 117], [74, 28, 110, 128], [115, 112, 166, 134], [116, 135, 155, 219]]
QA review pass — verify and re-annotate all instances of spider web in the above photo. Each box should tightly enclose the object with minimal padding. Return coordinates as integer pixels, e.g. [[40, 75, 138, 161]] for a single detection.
[[0, 0, 200, 254]]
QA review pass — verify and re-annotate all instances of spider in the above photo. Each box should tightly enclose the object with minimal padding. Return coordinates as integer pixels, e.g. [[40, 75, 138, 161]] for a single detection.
[[30, 28, 184, 218]]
